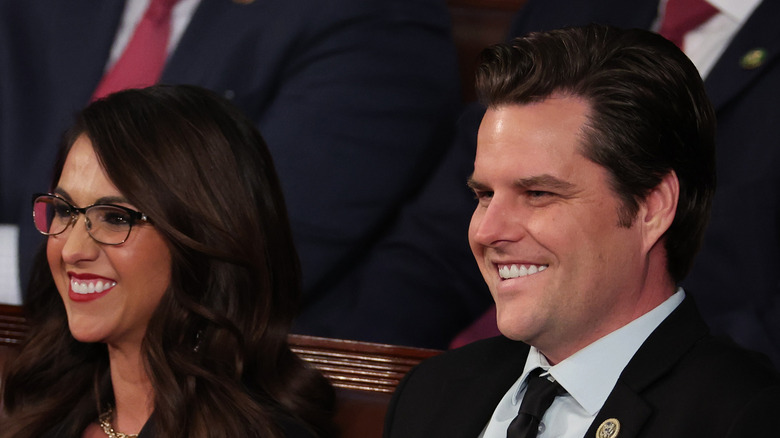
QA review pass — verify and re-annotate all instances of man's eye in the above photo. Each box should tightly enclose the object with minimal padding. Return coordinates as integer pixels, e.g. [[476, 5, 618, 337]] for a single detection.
[[527, 190, 551, 198], [473, 190, 493, 202]]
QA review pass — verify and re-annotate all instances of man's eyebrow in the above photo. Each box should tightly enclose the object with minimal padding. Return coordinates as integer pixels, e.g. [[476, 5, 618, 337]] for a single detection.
[[466, 175, 488, 191], [515, 174, 576, 191], [466, 174, 576, 192]]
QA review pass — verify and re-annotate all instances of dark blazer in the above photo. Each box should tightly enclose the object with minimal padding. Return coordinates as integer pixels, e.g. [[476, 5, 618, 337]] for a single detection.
[[300, 103, 494, 347], [501, 0, 780, 366], [0, 0, 460, 345], [384, 297, 780, 437]]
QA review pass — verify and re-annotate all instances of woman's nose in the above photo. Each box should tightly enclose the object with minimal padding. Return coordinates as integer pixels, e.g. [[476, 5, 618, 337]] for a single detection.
[[58, 215, 100, 264]]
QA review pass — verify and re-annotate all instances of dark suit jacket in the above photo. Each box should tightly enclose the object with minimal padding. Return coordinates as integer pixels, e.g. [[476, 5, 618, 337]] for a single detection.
[[506, 0, 780, 369], [0, 0, 460, 345], [302, 103, 494, 347], [384, 297, 780, 437]]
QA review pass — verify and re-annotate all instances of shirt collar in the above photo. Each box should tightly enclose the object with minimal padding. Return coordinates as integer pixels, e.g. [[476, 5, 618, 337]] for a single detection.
[[512, 348, 553, 405], [514, 289, 685, 415], [655, 0, 761, 29], [707, 0, 762, 23]]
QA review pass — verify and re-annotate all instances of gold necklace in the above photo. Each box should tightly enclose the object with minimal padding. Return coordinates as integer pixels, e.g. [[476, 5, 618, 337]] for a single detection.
[[98, 406, 140, 438]]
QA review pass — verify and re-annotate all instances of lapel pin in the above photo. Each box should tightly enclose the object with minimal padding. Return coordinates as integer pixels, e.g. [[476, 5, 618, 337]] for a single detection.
[[740, 48, 767, 70], [596, 418, 620, 438]]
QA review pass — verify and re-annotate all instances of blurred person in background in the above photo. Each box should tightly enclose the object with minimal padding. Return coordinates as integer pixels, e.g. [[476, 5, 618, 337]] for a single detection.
[[0, 0, 462, 347]]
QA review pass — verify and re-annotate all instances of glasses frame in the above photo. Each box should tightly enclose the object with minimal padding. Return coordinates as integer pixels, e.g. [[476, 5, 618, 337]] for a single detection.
[[32, 193, 149, 245]]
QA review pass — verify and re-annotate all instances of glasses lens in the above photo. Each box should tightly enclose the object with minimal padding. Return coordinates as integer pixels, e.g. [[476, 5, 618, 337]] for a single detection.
[[86, 205, 133, 244], [33, 196, 72, 235]]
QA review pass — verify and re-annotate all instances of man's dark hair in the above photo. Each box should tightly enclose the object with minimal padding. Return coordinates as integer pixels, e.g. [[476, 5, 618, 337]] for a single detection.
[[475, 24, 716, 282]]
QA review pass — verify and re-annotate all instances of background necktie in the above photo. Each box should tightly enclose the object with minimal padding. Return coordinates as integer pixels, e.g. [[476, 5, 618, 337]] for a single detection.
[[506, 368, 564, 438], [658, 0, 719, 49], [92, 0, 179, 100]]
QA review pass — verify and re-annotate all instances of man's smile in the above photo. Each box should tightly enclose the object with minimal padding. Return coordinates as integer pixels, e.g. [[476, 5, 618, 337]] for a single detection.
[[497, 263, 548, 280]]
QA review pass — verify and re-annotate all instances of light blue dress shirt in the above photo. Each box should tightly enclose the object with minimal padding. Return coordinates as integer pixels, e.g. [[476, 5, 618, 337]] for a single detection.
[[479, 289, 685, 438]]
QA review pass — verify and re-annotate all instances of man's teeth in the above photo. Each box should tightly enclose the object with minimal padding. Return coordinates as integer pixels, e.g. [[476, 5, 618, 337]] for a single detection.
[[498, 264, 548, 279], [70, 279, 117, 294]]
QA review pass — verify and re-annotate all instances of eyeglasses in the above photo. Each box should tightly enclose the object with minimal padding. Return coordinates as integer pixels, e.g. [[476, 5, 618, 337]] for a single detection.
[[32, 193, 149, 245]]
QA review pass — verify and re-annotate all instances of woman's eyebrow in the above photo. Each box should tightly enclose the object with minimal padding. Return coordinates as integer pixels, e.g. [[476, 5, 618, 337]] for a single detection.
[[52, 187, 71, 200], [93, 195, 131, 205], [51, 187, 130, 206]]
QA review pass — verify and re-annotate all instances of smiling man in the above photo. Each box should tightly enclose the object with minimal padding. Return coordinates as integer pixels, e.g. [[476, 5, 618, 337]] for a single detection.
[[384, 24, 780, 438]]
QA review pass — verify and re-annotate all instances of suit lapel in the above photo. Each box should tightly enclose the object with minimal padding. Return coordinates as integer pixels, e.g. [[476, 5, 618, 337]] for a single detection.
[[161, 0, 225, 83], [162, 0, 253, 84], [595, 0, 657, 29], [705, 0, 780, 111], [584, 382, 652, 438], [584, 297, 709, 438], [432, 339, 530, 437], [52, 0, 126, 107]]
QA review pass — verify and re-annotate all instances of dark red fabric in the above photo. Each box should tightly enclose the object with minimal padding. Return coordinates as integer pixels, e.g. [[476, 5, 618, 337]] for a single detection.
[[448, 305, 499, 349], [92, 0, 178, 100], [658, 0, 718, 49]]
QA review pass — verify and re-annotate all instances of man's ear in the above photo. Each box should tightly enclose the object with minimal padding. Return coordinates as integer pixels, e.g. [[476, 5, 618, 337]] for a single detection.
[[639, 170, 679, 253]]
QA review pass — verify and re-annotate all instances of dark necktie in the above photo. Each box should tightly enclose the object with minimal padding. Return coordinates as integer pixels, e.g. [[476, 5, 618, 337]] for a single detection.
[[658, 0, 719, 50], [92, 0, 179, 100], [506, 368, 563, 438]]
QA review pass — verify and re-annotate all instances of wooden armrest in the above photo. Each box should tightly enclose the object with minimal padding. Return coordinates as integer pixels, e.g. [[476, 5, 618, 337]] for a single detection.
[[0, 304, 27, 347], [289, 334, 441, 438], [288, 334, 440, 393]]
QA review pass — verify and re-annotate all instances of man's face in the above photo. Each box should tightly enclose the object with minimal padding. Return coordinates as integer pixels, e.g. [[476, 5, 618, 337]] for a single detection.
[[468, 97, 649, 363]]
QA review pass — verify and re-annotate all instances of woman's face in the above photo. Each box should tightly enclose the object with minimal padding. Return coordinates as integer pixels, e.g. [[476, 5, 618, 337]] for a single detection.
[[47, 134, 171, 350]]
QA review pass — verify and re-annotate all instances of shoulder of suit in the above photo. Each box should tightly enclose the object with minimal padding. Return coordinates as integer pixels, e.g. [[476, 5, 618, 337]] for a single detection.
[[412, 336, 529, 376], [684, 334, 780, 384]]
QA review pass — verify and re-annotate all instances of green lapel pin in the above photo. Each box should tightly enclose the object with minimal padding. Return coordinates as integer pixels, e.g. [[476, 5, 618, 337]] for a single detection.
[[740, 48, 767, 70]]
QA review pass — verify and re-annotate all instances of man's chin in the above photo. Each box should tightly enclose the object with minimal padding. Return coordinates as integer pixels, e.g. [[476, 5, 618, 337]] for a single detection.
[[494, 308, 531, 342]]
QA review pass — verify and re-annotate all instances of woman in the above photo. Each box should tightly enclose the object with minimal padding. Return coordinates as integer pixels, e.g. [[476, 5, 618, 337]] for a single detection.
[[1, 85, 335, 437]]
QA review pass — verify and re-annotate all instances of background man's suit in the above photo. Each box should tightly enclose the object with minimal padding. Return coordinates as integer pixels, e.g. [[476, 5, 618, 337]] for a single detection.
[[0, 0, 463, 346], [506, 0, 780, 368], [384, 297, 780, 437]]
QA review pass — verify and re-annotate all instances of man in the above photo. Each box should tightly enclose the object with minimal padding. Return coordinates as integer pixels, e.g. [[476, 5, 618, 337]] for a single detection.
[[457, 0, 780, 367], [384, 25, 780, 437]]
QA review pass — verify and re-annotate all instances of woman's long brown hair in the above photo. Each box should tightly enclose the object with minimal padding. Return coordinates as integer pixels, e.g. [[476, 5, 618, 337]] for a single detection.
[[2, 85, 335, 437]]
